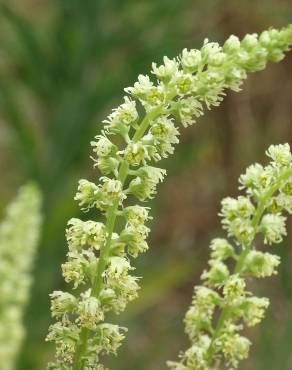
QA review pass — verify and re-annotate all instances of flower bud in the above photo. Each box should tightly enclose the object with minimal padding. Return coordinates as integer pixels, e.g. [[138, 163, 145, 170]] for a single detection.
[[50, 291, 77, 318], [77, 291, 104, 329], [151, 56, 178, 81], [66, 218, 106, 251], [74, 179, 101, 212], [243, 250, 280, 278], [201, 260, 230, 287], [181, 48, 202, 72], [123, 205, 151, 226], [124, 141, 149, 166], [260, 213, 287, 244], [210, 238, 235, 261], [241, 33, 258, 50], [266, 143, 292, 166], [224, 35, 241, 53], [91, 135, 117, 158]]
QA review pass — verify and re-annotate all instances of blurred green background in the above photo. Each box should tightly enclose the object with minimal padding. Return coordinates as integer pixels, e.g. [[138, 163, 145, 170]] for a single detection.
[[0, 1, 292, 369]]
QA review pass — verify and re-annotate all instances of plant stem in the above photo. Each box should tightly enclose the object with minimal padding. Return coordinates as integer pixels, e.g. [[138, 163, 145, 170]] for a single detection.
[[206, 167, 292, 363], [72, 105, 164, 370]]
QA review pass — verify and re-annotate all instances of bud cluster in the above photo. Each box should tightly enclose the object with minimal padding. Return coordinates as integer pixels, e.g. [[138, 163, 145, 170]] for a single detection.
[[0, 184, 42, 370], [167, 144, 292, 370], [46, 25, 292, 370]]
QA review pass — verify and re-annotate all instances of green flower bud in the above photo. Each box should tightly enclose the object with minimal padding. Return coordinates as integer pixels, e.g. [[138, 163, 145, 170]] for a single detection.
[[239, 296, 269, 326], [180, 48, 202, 72], [241, 33, 258, 50], [221, 196, 255, 221], [46, 321, 80, 364], [216, 331, 250, 368], [77, 291, 104, 329], [123, 205, 151, 226], [62, 252, 86, 289], [106, 257, 133, 279], [151, 56, 178, 81], [124, 141, 149, 166], [128, 166, 166, 200], [223, 275, 246, 303], [66, 218, 106, 251], [100, 177, 124, 202], [201, 40, 226, 66], [176, 97, 203, 127], [50, 291, 77, 318], [91, 135, 117, 158], [74, 179, 101, 212], [210, 238, 235, 261], [260, 213, 287, 244], [93, 324, 127, 355], [266, 143, 292, 166], [223, 35, 241, 53], [95, 156, 120, 175], [201, 260, 230, 287], [104, 97, 138, 127], [243, 250, 280, 277]]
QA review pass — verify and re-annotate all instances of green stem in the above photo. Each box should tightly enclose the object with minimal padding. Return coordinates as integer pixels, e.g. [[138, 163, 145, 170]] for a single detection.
[[207, 167, 292, 363], [72, 105, 164, 370], [133, 106, 164, 142], [72, 328, 89, 370], [92, 161, 129, 297]]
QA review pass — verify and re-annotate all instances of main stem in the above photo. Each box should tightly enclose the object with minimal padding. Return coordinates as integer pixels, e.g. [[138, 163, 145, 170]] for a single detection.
[[206, 167, 292, 363], [72, 106, 164, 370]]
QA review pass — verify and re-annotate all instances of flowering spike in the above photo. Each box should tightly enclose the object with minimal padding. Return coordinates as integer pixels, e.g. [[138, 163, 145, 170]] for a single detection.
[[46, 25, 292, 370]]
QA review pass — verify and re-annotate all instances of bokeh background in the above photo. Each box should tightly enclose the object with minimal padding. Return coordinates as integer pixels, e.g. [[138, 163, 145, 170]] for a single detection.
[[0, 1, 292, 369]]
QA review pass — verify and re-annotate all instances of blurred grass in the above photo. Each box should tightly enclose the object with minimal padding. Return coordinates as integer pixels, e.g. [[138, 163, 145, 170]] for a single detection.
[[0, 1, 292, 369]]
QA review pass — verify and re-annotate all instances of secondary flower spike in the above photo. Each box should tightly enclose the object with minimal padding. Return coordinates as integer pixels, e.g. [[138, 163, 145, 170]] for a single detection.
[[168, 144, 292, 369]]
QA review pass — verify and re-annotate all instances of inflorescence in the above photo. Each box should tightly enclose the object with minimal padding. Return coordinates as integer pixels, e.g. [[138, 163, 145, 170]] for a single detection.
[[167, 144, 292, 370], [0, 183, 42, 370], [46, 26, 292, 370]]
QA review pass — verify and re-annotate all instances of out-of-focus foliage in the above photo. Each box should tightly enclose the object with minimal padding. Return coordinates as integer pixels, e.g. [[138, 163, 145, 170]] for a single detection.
[[0, 1, 291, 369]]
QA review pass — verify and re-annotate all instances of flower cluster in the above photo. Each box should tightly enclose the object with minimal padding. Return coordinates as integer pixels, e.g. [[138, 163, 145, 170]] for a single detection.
[[167, 144, 292, 370], [47, 25, 292, 370], [0, 183, 42, 370]]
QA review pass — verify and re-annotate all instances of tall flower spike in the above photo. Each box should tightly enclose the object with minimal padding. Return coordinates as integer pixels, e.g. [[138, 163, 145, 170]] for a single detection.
[[0, 183, 42, 370], [167, 143, 292, 370], [46, 25, 292, 370]]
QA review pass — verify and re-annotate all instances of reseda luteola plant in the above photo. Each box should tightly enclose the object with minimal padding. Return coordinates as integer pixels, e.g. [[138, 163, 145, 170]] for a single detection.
[[167, 143, 292, 370], [0, 183, 42, 370], [46, 26, 292, 370]]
